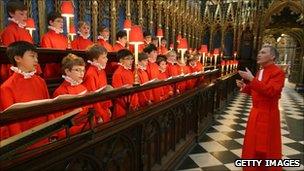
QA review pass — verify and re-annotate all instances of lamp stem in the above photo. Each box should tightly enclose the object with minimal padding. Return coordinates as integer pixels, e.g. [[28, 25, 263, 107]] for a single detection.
[[134, 44, 140, 85]]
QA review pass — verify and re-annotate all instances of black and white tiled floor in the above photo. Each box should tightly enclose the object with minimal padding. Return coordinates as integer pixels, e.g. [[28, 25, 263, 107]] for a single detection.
[[176, 80, 304, 171]]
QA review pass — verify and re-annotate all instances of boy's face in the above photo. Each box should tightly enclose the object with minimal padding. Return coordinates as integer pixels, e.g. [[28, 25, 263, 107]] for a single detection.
[[159, 61, 167, 70], [10, 10, 27, 24], [121, 55, 133, 69], [139, 59, 148, 68], [80, 24, 90, 37], [161, 40, 167, 46], [65, 65, 85, 83], [100, 30, 110, 40], [189, 60, 196, 66], [118, 36, 128, 45], [145, 36, 152, 44], [50, 18, 64, 30], [167, 54, 176, 62], [14, 50, 38, 72], [148, 50, 157, 63], [95, 53, 108, 68]]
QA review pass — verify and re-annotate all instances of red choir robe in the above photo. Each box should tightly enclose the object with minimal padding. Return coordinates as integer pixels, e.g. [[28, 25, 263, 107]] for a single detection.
[[71, 36, 93, 50], [0, 72, 50, 141], [146, 61, 165, 102], [41, 30, 68, 78], [158, 70, 173, 100], [53, 80, 90, 137], [159, 45, 168, 55], [113, 41, 126, 52], [83, 65, 112, 123], [188, 62, 204, 88], [112, 65, 139, 118], [97, 38, 113, 52], [137, 68, 154, 106], [176, 64, 191, 93], [0, 21, 42, 82], [241, 64, 285, 171]]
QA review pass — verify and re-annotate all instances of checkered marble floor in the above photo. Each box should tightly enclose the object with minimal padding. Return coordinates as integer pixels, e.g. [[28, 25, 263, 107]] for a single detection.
[[176, 80, 304, 171]]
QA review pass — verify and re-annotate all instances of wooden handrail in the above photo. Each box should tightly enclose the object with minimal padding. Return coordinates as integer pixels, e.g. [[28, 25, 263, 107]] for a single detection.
[[0, 70, 220, 125]]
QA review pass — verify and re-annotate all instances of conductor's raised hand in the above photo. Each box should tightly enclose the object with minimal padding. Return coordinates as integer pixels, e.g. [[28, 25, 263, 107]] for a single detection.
[[238, 67, 254, 81]]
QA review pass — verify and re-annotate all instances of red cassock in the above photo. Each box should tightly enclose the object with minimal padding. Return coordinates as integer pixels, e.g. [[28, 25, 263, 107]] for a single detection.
[[53, 81, 90, 137], [188, 62, 204, 88], [176, 64, 191, 93], [113, 42, 126, 52], [83, 65, 112, 123], [166, 62, 179, 77], [0, 22, 43, 83], [97, 38, 113, 52], [146, 61, 165, 102], [41, 30, 68, 78], [241, 64, 285, 171], [112, 65, 139, 118], [71, 36, 93, 50], [158, 70, 173, 100], [137, 68, 154, 106], [159, 45, 168, 55], [0, 73, 50, 141]]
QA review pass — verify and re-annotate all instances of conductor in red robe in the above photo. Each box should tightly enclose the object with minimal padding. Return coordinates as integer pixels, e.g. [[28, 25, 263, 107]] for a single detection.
[[0, 41, 50, 142], [41, 12, 68, 78], [237, 45, 285, 171], [71, 21, 93, 50]]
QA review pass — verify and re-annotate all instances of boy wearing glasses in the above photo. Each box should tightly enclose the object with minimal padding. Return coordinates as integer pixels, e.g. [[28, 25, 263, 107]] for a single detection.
[[83, 44, 112, 123], [53, 54, 90, 136], [41, 12, 68, 78], [111, 49, 139, 118], [0, 41, 50, 141]]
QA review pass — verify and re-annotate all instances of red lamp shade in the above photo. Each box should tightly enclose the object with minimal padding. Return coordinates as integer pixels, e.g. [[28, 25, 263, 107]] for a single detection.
[[129, 25, 144, 44], [213, 48, 220, 56], [26, 18, 35, 29], [200, 45, 208, 53], [61, 1, 74, 16], [177, 38, 188, 49], [69, 24, 76, 35], [124, 19, 132, 30], [221, 60, 226, 66], [157, 28, 163, 37]]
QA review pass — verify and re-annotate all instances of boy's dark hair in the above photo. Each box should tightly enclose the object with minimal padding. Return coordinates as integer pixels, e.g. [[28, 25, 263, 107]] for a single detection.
[[97, 26, 109, 33], [143, 44, 157, 54], [7, 0, 27, 16], [61, 53, 85, 72], [86, 44, 107, 61], [116, 30, 127, 39], [138, 53, 148, 61], [47, 11, 63, 24], [6, 41, 37, 66], [117, 49, 133, 60], [143, 31, 152, 37], [156, 55, 167, 65]]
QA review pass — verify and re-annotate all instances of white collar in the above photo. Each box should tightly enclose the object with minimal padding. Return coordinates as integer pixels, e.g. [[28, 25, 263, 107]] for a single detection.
[[78, 31, 90, 39], [138, 65, 146, 70], [118, 63, 131, 70], [116, 41, 125, 47], [87, 60, 105, 70], [159, 68, 166, 73], [48, 26, 63, 34], [97, 35, 109, 41], [189, 63, 197, 68], [62, 75, 83, 86], [10, 66, 36, 79], [8, 17, 26, 28]]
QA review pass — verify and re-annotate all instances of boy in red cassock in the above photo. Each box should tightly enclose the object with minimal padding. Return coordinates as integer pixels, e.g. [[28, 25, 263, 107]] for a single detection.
[[111, 49, 139, 118], [71, 21, 93, 50], [53, 54, 91, 137], [83, 44, 112, 123], [166, 50, 179, 77], [113, 30, 127, 52], [175, 53, 191, 93], [144, 44, 165, 102], [188, 54, 204, 88], [143, 31, 152, 47], [156, 55, 173, 100], [159, 38, 168, 55], [0, 41, 50, 142], [137, 53, 154, 106], [97, 26, 113, 52], [237, 45, 285, 171], [0, 1, 39, 82], [41, 12, 68, 78]]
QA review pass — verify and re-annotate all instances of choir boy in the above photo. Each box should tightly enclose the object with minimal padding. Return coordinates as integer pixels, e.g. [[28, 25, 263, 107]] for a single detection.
[[156, 55, 173, 100], [71, 21, 93, 50], [113, 30, 127, 52], [97, 26, 113, 52]]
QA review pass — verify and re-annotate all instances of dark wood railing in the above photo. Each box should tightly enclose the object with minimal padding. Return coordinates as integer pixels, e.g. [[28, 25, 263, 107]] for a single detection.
[[0, 72, 238, 171]]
